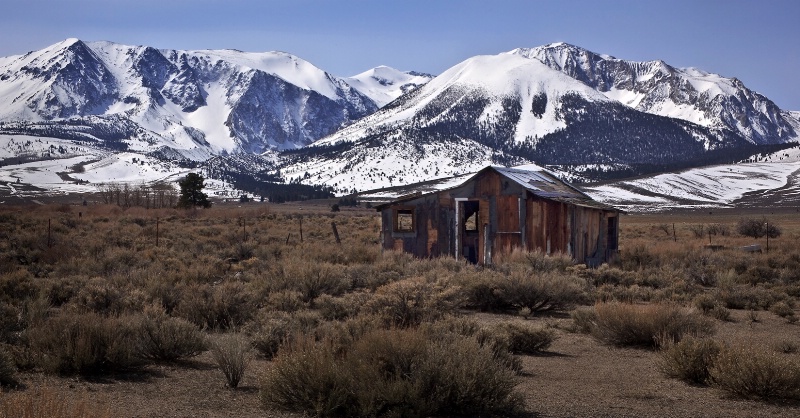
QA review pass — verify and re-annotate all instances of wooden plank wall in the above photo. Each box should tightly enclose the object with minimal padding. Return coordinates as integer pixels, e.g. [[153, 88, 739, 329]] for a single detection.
[[570, 206, 603, 262], [526, 198, 569, 256], [496, 195, 521, 253]]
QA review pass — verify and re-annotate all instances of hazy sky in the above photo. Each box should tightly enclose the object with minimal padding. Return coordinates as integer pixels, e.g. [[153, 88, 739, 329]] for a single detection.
[[2, 0, 798, 109]]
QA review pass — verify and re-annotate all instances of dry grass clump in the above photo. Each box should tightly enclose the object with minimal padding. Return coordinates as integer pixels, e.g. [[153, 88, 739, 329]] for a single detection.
[[209, 332, 251, 389], [261, 327, 523, 417], [0, 387, 111, 418], [591, 302, 714, 348], [709, 344, 800, 400]]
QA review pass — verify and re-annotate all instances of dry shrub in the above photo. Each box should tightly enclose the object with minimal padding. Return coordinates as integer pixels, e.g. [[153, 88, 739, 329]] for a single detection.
[[26, 312, 144, 375], [246, 310, 322, 359], [43, 275, 86, 307], [569, 308, 597, 334], [592, 302, 714, 348], [659, 336, 721, 385], [718, 285, 783, 310], [261, 336, 354, 416], [210, 332, 251, 389], [0, 387, 111, 418], [769, 300, 795, 318], [693, 294, 731, 321], [314, 292, 371, 321], [0, 345, 16, 386], [0, 269, 38, 303], [0, 303, 23, 344], [365, 277, 462, 327], [457, 272, 509, 312], [265, 290, 306, 313], [73, 277, 126, 315], [283, 261, 350, 302], [261, 328, 523, 417], [587, 264, 636, 287], [497, 249, 573, 272], [709, 344, 800, 400], [495, 270, 587, 313], [526, 250, 574, 272], [422, 317, 522, 373], [492, 321, 557, 355], [174, 281, 256, 330], [135, 313, 206, 362], [619, 244, 659, 270]]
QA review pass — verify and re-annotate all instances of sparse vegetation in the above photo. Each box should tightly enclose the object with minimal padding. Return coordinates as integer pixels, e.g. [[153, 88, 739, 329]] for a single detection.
[[260, 327, 523, 417], [709, 344, 800, 400], [1, 205, 800, 416], [591, 302, 714, 348]]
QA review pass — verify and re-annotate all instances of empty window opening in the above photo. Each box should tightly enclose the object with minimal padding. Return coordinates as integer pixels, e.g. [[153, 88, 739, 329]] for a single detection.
[[463, 201, 480, 232], [395, 209, 414, 232]]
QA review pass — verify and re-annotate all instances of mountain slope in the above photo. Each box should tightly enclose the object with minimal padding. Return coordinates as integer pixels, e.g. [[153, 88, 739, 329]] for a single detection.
[[0, 39, 379, 158], [510, 42, 797, 145], [280, 51, 770, 191]]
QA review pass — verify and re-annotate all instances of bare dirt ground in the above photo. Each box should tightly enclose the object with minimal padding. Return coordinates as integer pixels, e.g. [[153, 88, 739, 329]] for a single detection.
[[10, 308, 799, 418]]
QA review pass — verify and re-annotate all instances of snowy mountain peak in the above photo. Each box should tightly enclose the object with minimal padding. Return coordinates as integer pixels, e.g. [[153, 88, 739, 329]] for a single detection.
[[346, 66, 434, 107], [510, 43, 796, 144]]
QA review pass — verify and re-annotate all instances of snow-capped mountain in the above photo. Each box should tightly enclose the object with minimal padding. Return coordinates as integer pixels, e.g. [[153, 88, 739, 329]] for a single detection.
[[509, 43, 796, 145], [279, 47, 796, 191], [2, 39, 799, 210], [345, 66, 434, 107], [0, 39, 380, 158]]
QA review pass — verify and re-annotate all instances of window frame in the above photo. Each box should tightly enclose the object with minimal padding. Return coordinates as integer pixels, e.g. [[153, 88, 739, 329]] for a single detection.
[[393, 206, 416, 233]]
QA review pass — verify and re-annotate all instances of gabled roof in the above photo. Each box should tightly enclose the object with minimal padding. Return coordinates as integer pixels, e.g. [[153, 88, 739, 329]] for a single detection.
[[373, 165, 618, 212]]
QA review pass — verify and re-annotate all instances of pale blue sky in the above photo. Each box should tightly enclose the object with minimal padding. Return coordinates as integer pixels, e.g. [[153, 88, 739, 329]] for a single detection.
[[1, 0, 798, 109]]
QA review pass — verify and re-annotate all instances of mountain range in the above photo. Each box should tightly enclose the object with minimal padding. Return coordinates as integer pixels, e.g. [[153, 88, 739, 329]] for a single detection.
[[0, 39, 798, 205]]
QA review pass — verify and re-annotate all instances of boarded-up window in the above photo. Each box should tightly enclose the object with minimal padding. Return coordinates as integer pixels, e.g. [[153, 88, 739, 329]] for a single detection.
[[394, 208, 414, 232]]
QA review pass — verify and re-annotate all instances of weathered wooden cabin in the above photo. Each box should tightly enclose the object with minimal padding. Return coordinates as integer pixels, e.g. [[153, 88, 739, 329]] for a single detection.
[[376, 166, 620, 266]]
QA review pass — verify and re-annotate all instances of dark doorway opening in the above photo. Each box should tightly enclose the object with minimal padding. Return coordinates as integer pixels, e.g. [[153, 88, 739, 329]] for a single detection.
[[461, 200, 480, 264]]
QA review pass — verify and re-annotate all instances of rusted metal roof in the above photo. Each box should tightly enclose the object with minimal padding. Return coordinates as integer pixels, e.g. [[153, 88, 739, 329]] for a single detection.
[[372, 165, 618, 212]]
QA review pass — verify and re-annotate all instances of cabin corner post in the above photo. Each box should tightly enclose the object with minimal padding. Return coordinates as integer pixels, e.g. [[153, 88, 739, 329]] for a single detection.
[[453, 197, 467, 260], [519, 194, 527, 251], [483, 222, 492, 265]]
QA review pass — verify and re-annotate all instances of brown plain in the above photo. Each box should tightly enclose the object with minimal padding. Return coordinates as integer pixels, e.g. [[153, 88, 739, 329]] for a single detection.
[[1, 202, 799, 417]]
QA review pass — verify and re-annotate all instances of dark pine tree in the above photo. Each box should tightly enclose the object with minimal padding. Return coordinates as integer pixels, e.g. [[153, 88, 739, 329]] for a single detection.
[[177, 172, 211, 208]]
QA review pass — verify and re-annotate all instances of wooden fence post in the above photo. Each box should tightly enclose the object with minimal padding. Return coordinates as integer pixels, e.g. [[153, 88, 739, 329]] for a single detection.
[[300, 217, 303, 243], [331, 221, 341, 244]]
